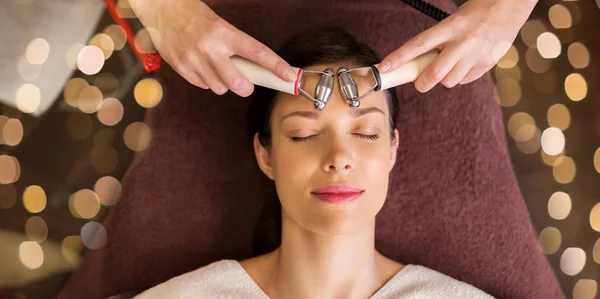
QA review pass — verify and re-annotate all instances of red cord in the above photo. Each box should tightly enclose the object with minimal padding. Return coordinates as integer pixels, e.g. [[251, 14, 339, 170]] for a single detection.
[[103, 0, 162, 72]]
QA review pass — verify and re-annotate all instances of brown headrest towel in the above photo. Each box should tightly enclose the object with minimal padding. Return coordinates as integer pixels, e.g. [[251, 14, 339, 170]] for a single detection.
[[59, 0, 564, 298]]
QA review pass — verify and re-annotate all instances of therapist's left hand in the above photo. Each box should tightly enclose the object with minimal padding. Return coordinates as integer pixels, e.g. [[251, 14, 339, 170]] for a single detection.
[[379, 0, 538, 93]]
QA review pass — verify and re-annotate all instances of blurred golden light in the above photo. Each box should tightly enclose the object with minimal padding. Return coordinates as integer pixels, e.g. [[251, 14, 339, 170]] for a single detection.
[[560, 247, 586, 276], [77, 45, 105, 75], [0, 184, 17, 209], [541, 149, 565, 166], [494, 65, 521, 82], [90, 145, 119, 174], [516, 127, 541, 154], [15, 83, 41, 114], [507, 112, 534, 140], [568, 42, 590, 69], [61, 236, 84, 264], [594, 239, 600, 264], [3, 118, 24, 146], [0, 155, 20, 184], [547, 104, 570, 131], [541, 127, 565, 155], [495, 78, 521, 107], [539, 227, 562, 254], [134, 28, 156, 54], [573, 279, 598, 299], [564, 1, 581, 25], [94, 176, 122, 206], [78, 85, 103, 114], [520, 20, 547, 48], [25, 38, 50, 65], [66, 113, 93, 141], [548, 191, 571, 220], [23, 185, 47, 214], [97, 98, 124, 126], [25, 216, 48, 243], [81, 221, 107, 250], [565, 73, 587, 101], [89, 33, 115, 60], [496, 45, 519, 69], [594, 148, 600, 174], [66, 43, 85, 70], [18, 56, 42, 81], [0, 115, 8, 144], [549, 4, 572, 29], [134, 78, 163, 108], [591, 203, 600, 232], [124, 122, 153, 152], [525, 47, 552, 74], [537, 32, 561, 59], [514, 124, 536, 142], [70, 189, 101, 219], [103, 25, 127, 51], [93, 73, 120, 95], [63, 78, 89, 108], [18, 241, 44, 270], [553, 156, 576, 184]]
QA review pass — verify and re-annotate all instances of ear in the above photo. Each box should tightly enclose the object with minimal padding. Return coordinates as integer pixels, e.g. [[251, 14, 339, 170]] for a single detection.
[[253, 133, 274, 180], [390, 129, 399, 169]]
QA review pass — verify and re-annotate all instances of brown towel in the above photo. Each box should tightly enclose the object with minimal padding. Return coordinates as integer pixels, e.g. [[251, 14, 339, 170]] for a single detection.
[[59, 0, 565, 298]]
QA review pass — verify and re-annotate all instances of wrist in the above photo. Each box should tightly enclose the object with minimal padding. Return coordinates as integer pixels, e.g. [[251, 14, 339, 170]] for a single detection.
[[129, 0, 163, 28]]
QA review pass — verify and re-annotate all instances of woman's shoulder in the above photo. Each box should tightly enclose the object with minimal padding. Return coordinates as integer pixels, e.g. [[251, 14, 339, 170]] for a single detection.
[[133, 259, 265, 299], [372, 264, 496, 299]]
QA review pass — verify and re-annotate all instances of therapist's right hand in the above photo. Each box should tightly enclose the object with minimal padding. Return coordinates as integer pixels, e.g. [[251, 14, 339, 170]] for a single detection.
[[130, 0, 297, 97]]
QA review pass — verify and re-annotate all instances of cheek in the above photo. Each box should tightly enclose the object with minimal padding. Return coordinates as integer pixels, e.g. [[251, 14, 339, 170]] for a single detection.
[[271, 144, 317, 193], [357, 145, 392, 196]]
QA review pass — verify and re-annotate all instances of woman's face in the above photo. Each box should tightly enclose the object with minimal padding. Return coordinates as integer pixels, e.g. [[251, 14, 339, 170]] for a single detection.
[[253, 63, 399, 235]]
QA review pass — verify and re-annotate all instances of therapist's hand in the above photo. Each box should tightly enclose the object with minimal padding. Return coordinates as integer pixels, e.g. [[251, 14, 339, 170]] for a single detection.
[[379, 0, 538, 93], [129, 0, 297, 97]]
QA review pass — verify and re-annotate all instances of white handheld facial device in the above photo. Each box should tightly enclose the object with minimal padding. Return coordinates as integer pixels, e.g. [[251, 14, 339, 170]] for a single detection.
[[230, 49, 439, 110]]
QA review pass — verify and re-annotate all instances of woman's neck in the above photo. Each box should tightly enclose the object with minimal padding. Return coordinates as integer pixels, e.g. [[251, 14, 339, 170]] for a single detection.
[[256, 211, 402, 299]]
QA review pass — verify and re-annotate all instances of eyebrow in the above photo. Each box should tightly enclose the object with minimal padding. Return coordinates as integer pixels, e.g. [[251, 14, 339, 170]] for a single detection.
[[280, 107, 385, 124]]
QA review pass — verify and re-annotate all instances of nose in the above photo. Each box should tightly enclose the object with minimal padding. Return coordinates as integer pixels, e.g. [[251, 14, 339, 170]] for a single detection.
[[322, 136, 355, 173]]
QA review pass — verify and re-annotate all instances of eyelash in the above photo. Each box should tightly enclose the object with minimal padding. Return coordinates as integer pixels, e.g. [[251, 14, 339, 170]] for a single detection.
[[290, 134, 380, 143]]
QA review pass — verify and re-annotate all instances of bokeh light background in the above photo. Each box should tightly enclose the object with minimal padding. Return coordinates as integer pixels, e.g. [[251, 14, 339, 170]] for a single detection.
[[0, 0, 599, 298]]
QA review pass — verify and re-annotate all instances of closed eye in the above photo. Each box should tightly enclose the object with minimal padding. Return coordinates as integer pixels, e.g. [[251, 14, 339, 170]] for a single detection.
[[290, 135, 318, 143], [290, 134, 379, 143], [355, 134, 380, 141]]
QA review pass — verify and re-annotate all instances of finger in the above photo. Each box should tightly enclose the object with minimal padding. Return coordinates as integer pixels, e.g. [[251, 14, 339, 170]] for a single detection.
[[459, 67, 487, 85], [232, 30, 297, 82], [191, 53, 229, 95], [380, 25, 450, 73], [208, 53, 255, 98], [184, 70, 210, 90], [168, 53, 210, 90], [440, 58, 475, 88], [413, 43, 464, 93]]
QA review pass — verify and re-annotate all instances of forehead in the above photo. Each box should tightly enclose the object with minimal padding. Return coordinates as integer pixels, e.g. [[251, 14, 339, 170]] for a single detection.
[[273, 63, 389, 118]]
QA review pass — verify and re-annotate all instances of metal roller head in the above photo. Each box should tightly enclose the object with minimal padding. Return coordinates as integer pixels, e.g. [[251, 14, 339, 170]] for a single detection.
[[337, 67, 359, 104], [315, 68, 334, 104]]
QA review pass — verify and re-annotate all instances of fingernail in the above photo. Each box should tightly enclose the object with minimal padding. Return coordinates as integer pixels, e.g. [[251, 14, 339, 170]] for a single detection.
[[380, 63, 391, 73], [286, 69, 297, 82]]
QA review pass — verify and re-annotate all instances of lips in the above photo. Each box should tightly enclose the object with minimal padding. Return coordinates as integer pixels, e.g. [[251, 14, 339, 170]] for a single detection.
[[311, 184, 364, 204]]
